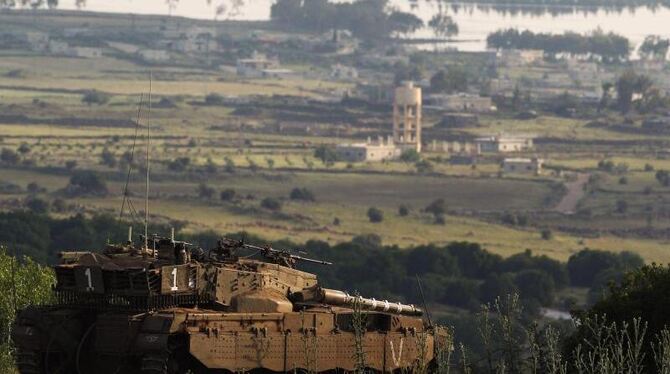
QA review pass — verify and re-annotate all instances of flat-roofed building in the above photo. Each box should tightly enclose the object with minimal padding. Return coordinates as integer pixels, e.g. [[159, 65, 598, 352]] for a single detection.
[[236, 51, 280, 77], [138, 49, 170, 62], [502, 157, 544, 175], [426, 93, 496, 113], [475, 135, 534, 153], [336, 137, 400, 162]]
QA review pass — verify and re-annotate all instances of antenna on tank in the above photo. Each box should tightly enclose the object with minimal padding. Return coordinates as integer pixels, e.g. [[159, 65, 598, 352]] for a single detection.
[[144, 72, 152, 256]]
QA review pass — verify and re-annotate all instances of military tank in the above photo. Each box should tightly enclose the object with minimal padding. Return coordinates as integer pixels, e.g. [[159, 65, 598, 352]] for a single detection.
[[12, 235, 447, 373]]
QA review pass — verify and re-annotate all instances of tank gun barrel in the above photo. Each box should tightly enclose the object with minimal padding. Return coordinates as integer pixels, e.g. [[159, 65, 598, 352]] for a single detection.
[[292, 287, 423, 317]]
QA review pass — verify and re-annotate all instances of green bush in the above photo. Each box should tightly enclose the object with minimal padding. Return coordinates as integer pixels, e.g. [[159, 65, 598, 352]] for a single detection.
[[261, 197, 282, 211], [290, 187, 315, 202], [220, 188, 236, 201], [367, 207, 384, 223], [82, 90, 111, 106]]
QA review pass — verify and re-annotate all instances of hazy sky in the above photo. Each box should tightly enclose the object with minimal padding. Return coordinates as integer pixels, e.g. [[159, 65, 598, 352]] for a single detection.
[[57, 0, 276, 20]]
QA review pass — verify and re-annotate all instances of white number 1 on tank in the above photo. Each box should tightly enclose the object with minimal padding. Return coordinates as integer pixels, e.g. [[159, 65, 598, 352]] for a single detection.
[[85, 268, 94, 291], [171, 268, 179, 291]]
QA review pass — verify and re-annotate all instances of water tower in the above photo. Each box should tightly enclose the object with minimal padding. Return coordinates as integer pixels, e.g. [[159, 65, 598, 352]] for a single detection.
[[393, 81, 422, 152]]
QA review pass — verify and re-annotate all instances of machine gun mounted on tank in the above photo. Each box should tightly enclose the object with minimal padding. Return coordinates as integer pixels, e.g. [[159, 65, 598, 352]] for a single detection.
[[211, 237, 332, 268]]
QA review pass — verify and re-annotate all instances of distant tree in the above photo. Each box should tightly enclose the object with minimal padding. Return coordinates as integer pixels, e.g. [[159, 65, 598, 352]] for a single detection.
[[639, 35, 670, 60], [314, 145, 339, 164], [17, 143, 31, 155], [224, 157, 236, 173], [656, 170, 670, 186], [434, 214, 446, 225], [65, 160, 77, 171], [598, 82, 614, 112], [205, 93, 224, 105], [220, 188, 236, 201], [352, 233, 382, 248], [100, 148, 117, 168], [261, 197, 282, 211], [645, 163, 655, 172], [480, 273, 518, 304], [425, 199, 447, 216], [430, 67, 468, 93], [567, 249, 643, 287], [615, 70, 653, 113], [168, 157, 190, 172], [394, 64, 424, 85], [66, 171, 108, 196], [415, 159, 434, 173], [197, 183, 215, 199], [26, 182, 42, 195], [0, 148, 19, 165], [398, 205, 409, 217], [25, 198, 49, 214], [515, 269, 556, 305], [388, 11, 423, 36], [332, 217, 341, 226], [399, 149, 421, 163], [290, 187, 315, 202], [82, 90, 111, 106], [541, 229, 553, 240], [367, 207, 384, 223], [266, 158, 275, 169], [428, 13, 459, 38]]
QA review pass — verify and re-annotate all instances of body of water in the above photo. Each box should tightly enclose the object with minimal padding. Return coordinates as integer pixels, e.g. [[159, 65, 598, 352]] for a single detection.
[[55, 0, 670, 51]]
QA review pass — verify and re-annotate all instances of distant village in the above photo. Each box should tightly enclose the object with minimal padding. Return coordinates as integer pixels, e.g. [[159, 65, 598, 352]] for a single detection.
[[5, 18, 670, 178]]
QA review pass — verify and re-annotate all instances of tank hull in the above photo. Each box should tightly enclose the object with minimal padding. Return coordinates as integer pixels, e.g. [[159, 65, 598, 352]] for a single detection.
[[13, 306, 443, 373]]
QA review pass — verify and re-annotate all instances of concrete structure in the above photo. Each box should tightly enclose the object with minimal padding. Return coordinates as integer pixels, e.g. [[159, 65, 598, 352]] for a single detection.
[[502, 157, 543, 175], [336, 137, 400, 162], [475, 135, 534, 153], [138, 49, 171, 62], [236, 51, 280, 77], [498, 49, 544, 66], [393, 81, 422, 152], [66, 47, 102, 58], [330, 64, 358, 80], [426, 93, 495, 113]]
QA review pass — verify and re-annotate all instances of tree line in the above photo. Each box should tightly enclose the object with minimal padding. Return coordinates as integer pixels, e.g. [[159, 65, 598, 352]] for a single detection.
[[270, 0, 425, 40], [487, 28, 631, 62], [0, 210, 644, 315]]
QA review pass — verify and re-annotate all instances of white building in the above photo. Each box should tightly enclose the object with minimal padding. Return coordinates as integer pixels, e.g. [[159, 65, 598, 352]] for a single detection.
[[475, 135, 534, 153], [236, 52, 281, 77], [426, 93, 496, 113], [336, 137, 400, 162], [138, 49, 170, 62], [502, 157, 544, 175], [498, 49, 544, 66], [67, 47, 102, 58]]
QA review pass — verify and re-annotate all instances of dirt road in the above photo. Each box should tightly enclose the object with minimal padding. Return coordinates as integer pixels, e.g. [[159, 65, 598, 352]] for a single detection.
[[554, 173, 590, 215]]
